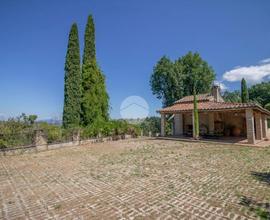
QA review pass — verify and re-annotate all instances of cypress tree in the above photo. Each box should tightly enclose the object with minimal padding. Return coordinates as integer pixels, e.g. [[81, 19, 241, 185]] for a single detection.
[[83, 15, 96, 64], [62, 23, 81, 128], [81, 15, 109, 126], [241, 78, 249, 103], [193, 87, 199, 139]]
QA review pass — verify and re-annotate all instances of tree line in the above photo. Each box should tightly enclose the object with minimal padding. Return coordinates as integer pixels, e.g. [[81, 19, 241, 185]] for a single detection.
[[223, 80, 270, 110], [150, 53, 269, 110], [63, 15, 109, 129]]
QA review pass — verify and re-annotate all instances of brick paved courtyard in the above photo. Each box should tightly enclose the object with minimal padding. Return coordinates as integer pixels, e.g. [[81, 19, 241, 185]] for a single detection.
[[0, 139, 269, 219]]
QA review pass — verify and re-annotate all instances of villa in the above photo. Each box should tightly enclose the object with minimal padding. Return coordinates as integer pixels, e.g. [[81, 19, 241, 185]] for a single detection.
[[158, 85, 270, 144]]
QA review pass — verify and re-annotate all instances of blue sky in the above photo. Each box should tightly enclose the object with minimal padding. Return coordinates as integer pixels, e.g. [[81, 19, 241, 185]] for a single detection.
[[0, 0, 270, 120]]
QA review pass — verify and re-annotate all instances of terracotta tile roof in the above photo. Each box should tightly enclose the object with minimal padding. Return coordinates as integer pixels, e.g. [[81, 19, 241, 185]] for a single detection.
[[174, 93, 214, 103], [158, 101, 270, 115]]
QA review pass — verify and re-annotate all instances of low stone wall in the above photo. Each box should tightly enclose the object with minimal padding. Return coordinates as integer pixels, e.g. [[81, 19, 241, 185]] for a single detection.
[[48, 141, 76, 151], [0, 146, 37, 156], [0, 134, 135, 156]]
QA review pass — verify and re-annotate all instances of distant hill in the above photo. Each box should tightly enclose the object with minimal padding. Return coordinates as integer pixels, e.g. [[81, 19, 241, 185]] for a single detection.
[[38, 118, 62, 125], [124, 118, 146, 125]]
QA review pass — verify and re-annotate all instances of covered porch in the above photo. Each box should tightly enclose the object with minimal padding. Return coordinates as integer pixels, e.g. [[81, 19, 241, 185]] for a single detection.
[[160, 109, 269, 145]]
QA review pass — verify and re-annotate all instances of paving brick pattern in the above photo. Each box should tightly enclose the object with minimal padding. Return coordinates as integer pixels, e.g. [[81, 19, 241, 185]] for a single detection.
[[0, 139, 269, 219]]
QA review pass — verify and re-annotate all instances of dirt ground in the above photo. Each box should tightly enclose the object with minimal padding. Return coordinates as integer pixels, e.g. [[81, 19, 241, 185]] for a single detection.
[[0, 139, 269, 219]]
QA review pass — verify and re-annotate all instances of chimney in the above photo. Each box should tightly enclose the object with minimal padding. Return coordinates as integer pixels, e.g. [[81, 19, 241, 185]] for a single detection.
[[211, 85, 224, 102]]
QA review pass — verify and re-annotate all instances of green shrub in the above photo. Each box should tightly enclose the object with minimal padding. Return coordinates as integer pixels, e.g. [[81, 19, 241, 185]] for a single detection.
[[81, 119, 141, 139], [0, 115, 35, 147], [37, 122, 63, 143], [37, 123, 79, 143], [0, 139, 7, 149], [0, 114, 142, 148], [140, 117, 160, 136]]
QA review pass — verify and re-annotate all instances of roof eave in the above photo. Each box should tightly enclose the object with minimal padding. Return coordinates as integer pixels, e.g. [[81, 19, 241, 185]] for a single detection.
[[158, 106, 270, 115]]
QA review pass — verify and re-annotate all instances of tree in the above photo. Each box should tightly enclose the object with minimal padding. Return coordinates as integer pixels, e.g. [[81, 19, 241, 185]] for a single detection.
[[264, 103, 270, 111], [140, 117, 161, 135], [62, 23, 81, 128], [150, 56, 183, 107], [241, 78, 249, 103], [17, 113, 38, 125], [249, 82, 270, 107], [150, 52, 215, 107], [222, 90, 241, 103], [27, 115, 37, 125], [177, 52, 215, 96], [179, 52, 215, 138], [81, 15, 109, 126]]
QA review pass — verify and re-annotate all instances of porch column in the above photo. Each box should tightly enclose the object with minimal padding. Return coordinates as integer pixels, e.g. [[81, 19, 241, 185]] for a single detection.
[[245, 109, 255, 144], [262, 114, 268, 139], [174, 113, 183, 136], [208, 112, 215, 135], [161, 113, 165, 136], [255, 112, 263, 140]]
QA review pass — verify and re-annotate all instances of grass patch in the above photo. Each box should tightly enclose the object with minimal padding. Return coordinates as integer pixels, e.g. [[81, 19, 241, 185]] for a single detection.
[[255, 207, 270, 220]]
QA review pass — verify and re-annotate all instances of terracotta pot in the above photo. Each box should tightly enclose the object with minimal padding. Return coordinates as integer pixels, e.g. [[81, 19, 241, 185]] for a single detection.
[[232, 127, 241, 137]]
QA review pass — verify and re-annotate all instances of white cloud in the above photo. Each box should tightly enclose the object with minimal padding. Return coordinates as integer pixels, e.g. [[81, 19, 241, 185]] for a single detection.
[[223, 58, 270, 84], [219, 82, 228, 91], [260, 58, 270, 64]]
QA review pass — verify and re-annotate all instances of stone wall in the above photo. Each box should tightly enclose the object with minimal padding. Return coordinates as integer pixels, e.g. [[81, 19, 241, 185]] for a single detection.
[[0, 133, 136, 156]]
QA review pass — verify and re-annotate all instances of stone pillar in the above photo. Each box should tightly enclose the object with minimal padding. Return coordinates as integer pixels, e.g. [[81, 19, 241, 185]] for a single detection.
[[208, 112, 215, 135], [161, 113, 165, 136], [72, 130, 80, 146], [255, 112, 263, 140], [174, 113, 183, 136], [34, 129, 48, 151], [262, 114, 268, 139], [245, 109, 255, 144]]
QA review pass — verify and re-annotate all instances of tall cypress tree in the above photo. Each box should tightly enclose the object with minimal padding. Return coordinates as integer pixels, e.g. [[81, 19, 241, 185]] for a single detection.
[[62, 23, 81, 128], [81, 15, 109, 126], [241, 78, 249, 103], [83, 15, 96, 64]]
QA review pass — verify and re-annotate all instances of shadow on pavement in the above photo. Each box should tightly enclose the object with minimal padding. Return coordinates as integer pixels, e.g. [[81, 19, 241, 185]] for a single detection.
[[251, 171, 270, 185]]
